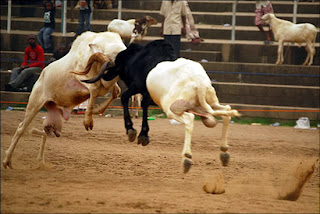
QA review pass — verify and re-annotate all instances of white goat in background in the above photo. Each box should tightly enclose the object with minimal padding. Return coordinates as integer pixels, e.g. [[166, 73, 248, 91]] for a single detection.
[[107, 16, 158, 44], [261, 13, 317, 65]]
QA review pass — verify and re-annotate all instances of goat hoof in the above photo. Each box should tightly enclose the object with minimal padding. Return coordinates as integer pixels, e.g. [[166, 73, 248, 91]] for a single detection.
[[220, 146, 229, 152], [184, 153, 192, 159], [183, 158, 193, 173], [138, 136, 149, 146], [127, 129, 137, 142], [220, 152, 230, 166], [84, 123, 93, 131], [2, 160, 13, 169]]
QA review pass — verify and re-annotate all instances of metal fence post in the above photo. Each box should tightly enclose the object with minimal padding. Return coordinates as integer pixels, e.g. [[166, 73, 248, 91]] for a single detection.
[[231, 0, 237, 42], [7, 0, 12, 33], [62, 0, 67, 36], [293, 0, 298, 24], [118, 0, 122, 19]]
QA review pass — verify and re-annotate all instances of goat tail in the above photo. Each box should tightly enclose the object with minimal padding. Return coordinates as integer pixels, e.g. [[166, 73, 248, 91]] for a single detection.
[[197, 85, 216, 115], [198, 86, 241, 117], [71, 53, 110, 75]]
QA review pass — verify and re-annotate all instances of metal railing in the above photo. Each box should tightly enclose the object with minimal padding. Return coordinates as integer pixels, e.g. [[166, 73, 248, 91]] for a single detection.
[[5, 0, 302, 41]]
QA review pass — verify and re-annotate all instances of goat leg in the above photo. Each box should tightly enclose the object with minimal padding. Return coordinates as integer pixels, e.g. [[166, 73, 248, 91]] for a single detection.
[[170, 99, 217, 127]]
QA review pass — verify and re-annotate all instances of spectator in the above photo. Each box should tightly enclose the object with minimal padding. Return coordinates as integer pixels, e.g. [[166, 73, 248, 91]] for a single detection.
[[5, 35, 45, 92], [94, 0, 112, 9], [255, 0, 274, 44], [76, 0, 92, 37], [48, 44, 70, 63], [160, 0, 188, 57], [183, 1, 203, 44], [38, 0, 56, 53]]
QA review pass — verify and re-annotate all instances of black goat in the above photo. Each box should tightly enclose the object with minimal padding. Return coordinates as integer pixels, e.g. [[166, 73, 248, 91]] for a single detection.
[[83, 39, 177, 146]]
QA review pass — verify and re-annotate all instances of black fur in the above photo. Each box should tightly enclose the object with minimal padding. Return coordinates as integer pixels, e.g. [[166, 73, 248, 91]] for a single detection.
[[84, 39, 177, 146]]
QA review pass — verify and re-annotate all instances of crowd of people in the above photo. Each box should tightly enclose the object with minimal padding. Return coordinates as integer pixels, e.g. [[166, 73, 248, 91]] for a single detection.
[[4, 0, 275, 92]]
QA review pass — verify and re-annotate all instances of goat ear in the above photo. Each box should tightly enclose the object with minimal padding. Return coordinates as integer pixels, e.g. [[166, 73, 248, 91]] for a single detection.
[[89, 44, 103, 53]]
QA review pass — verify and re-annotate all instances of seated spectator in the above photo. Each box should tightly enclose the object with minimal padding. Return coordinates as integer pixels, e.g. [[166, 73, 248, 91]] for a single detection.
[[48, 44, 69, 63], [5, 35, 45, 92], [38, 0, 56, 53]]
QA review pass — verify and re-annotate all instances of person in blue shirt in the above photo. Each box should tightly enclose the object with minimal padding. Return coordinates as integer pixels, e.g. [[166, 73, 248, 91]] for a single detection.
[[38, 0, 56, 53], [76, 0, 92, 36]]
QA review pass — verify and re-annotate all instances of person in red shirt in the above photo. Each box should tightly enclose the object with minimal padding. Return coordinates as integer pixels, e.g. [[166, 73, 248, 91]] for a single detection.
[[5, 34, 45, 92]]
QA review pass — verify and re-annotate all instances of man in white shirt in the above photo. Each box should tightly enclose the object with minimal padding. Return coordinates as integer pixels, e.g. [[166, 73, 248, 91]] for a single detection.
[[160, 0, 188, 57], [255, 1, 274, 44]]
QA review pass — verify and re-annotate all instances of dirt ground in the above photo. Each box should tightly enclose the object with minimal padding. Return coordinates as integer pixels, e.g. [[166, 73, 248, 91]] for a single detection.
[[1, 110, 319, 213]]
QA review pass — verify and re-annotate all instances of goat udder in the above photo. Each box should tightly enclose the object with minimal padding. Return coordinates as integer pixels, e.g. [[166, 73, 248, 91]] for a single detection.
[[43, 102, 63, 137]]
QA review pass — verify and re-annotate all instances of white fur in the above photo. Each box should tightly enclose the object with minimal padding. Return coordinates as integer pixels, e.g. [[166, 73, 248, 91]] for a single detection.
[[261, 13, 317, 65], [107, 16, 157, 44], [2, 32, 126, 169], [107, 19, 136, 39], [146, 58, 240, 172]]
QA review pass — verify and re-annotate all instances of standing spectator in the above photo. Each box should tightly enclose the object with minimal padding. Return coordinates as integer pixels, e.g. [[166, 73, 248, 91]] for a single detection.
[[38, 0, 56, 53], [255, 0, 274, 44], [183, 1, 203, 44], [160, 0, 188, 57], [5, 35, 45, 92], [76, 0, 92, 37]]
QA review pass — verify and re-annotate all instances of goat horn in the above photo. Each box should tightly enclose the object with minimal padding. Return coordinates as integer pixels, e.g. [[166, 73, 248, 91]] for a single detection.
[[81, 61, 110, 84], [71, 53, 109, 75]]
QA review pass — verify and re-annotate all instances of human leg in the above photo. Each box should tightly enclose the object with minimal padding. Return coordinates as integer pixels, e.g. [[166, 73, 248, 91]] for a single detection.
[[43, 27, 54, 52], [84, 12, 91, 32], [5, 67, 22, 91], [38, 27, 45, 48], [260, 3, 274, 43], [10, 67, 22, 82], [76, 13, 85, 36], [9, 67, 42, 90]]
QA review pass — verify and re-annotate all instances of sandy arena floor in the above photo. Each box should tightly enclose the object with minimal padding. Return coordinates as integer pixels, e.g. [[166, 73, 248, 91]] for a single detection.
[[1, 110, 319, 213]]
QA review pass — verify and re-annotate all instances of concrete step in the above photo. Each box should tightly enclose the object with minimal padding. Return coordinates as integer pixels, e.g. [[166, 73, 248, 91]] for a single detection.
[[122, 0, 320, 14], [135, 36, 320, 65], [2, 67, 318, 109], [212, 82, 320, 108], [0, 49, 222, 71], [2, 60, 319, 93], [203, 61, 320, 86], [1, 30, 320, 66], [2, 16, 320, 43], [1, 91, 318, 121], [1, 4, 320, 27]]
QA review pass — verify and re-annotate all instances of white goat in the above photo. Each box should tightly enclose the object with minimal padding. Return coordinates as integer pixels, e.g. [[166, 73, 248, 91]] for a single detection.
[[107, 16, 158, 44], [261, 13, 317, 65], [2, 31, 126, 169], [146, 58, 241, 173]]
